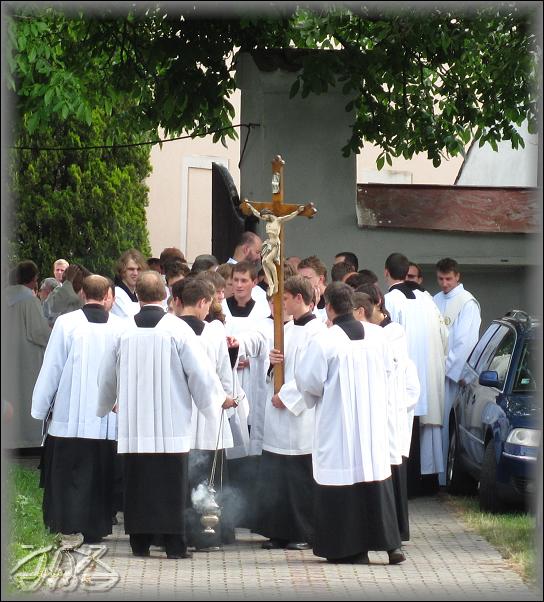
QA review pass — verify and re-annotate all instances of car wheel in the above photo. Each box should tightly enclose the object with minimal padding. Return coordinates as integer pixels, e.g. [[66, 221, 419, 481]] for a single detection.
[[479, 441, 505, 513], [446, 426, 476, 495]]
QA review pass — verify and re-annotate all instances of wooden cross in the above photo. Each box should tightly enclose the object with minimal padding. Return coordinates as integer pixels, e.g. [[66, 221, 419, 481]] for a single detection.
[[240, 155, 317, 393]]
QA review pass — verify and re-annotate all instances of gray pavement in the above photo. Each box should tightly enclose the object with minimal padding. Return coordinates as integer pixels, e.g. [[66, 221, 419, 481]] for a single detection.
[[8, 488, 540, 601]]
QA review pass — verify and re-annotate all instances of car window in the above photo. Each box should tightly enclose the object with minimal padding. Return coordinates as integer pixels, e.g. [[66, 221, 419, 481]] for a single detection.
[[473, 325, 510, 373], [467, 323, 500, 369], [486, 329, 516, 389], [513, 340, 537, 393]]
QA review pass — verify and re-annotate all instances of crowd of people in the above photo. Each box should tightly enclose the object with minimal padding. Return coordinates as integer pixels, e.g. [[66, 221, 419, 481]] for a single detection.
[[3, 235, 482, 565]]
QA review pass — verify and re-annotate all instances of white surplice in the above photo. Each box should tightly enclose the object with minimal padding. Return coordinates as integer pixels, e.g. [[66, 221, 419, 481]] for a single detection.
[[381, 321, 421, 460], [97, 313, 225, 453], [31, 309, 126, 439], [263, 316, 326, 455], [111, 286, 140, 319], [296, 324, 392, 486], [234, 319, 273, 456], [190, 319, 234, 450]]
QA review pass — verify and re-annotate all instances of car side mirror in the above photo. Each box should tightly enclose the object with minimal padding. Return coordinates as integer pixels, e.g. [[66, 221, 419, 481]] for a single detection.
[[479, 370, 500, 388]]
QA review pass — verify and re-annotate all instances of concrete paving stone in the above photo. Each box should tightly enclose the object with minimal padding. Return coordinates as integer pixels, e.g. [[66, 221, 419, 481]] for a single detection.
[[6, 488, 541, 601]]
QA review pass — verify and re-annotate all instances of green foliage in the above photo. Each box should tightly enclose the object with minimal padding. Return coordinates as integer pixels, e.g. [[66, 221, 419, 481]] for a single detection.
[[447, 495, 537, 584], [288, 6, 539, 164], [8, 464, 59, 565], [8, 111, 151, 278], [5, 4, 540, 166]]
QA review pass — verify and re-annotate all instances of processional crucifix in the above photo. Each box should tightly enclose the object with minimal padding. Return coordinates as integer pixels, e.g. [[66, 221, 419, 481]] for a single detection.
[[240, 155, 317, 393]]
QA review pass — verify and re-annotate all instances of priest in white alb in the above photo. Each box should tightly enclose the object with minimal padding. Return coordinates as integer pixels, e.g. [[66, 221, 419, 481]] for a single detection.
[[433, 257, 481, 486]]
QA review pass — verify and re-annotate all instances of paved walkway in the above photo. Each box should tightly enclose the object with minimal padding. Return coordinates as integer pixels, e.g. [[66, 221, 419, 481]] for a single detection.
[[9, 489, 540, 601]]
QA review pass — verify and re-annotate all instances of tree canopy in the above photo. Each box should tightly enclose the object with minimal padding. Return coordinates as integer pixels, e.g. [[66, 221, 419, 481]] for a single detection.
[[5, 2, 541, 166], [8, 110, 152, 279]]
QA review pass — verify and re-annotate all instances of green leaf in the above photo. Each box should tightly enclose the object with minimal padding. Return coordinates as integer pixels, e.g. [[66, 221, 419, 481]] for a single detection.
[[376, 155, 385, 170], [26, 112, 39, 134], [44, 87, 54, 106], [84, 106, 92, 126]]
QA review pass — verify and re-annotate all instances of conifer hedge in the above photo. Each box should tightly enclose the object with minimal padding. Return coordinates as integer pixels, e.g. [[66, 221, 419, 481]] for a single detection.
[[8, 111, 151, 280]]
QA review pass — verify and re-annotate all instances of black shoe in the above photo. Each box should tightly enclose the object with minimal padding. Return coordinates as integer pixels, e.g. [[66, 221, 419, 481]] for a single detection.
[[420, 474, 439, 496], [132, 550, 150, 558], [388, 548, 406, 564], [83, 535, 103, 544], [261, 539, 288, 550], [285, 542, 311, 551], [327, 552, 369, 564], [166, 551, 193, 559]]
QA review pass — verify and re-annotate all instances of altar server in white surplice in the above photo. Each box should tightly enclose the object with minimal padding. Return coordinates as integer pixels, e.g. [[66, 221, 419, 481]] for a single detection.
[[433, 257, 481, 486], [384, 252, 448, 497], [222, 261, 271, 445], [354, 291, 420, 543], [255, 275, 326, 552], [32, 275, 125, 544], [222, 261, 271, 328], [296, 282, 404, 566], [297, 255, 329, 323], [111, 249, 147, 319], [97, 271, 231, 560], [171, 277, 237, 550]]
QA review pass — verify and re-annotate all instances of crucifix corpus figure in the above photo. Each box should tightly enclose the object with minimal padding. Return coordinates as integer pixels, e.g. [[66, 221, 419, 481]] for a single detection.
[[242, 204, 304, 297], [239, 155, 317, 393]]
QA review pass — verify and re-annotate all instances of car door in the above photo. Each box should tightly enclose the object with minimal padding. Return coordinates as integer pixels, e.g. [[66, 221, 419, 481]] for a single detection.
[[456, 323, 500, 460], [465, 326, 516, 467]]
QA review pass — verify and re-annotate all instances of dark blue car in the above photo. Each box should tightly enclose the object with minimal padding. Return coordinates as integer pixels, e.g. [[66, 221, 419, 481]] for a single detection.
[[446, 310, 541, 512]]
